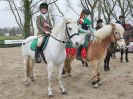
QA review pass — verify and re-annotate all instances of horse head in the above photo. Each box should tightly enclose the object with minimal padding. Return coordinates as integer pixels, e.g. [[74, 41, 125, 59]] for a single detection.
[[110, 23, 126, 49], [63, 18, 79, 47]]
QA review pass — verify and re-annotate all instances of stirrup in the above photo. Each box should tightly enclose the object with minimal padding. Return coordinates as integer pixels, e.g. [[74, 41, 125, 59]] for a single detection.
[[35, 57, 41, 63]]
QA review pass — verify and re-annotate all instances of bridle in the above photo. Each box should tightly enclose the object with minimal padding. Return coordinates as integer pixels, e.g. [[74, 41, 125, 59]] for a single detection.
[[65, 22, 79, 40], [50, 22, 79, 43], [111, 23, 124, 42]]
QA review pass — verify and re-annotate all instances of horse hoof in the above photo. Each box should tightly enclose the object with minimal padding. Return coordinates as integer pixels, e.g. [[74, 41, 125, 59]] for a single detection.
[[24, 82, 30, 86], [48, 95, 54, 97], [93, 83, 99, 88], [62, 91, 67, 95], [97, 82, 102, 86]]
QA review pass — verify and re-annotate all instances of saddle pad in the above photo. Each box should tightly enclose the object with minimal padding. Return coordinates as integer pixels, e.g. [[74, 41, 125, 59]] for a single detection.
[[30, 36, 50, 51]]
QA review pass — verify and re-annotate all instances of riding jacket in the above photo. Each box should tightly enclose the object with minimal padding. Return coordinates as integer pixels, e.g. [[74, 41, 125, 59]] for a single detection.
[[36, 14, 52, 35]]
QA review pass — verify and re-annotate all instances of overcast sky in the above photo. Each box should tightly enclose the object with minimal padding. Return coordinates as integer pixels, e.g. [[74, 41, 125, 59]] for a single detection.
[[0, 1, 19, 28]]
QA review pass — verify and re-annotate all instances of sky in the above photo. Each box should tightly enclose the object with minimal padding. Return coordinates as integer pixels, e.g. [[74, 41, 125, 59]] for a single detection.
[[0, 0, 81, 28], [0, 1, 19, 28]]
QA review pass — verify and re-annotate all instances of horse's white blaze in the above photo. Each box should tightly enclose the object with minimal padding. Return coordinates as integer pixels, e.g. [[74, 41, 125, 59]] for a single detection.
[[21, 18, 79, 96]]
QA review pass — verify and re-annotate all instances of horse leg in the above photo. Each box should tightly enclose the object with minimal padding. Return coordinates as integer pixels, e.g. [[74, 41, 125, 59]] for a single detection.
[[23, 56, 30, 86], [120, 49, 123, 62], [90, 61, 99, 88], [29, 57, 35, 82], [58, 63, 66, 95], [106, 55, 111, 71], [125, 48, 129, 62], [63, 57, 70, 77], [47, 62, 54, 97], [104, 55, 107, 71]]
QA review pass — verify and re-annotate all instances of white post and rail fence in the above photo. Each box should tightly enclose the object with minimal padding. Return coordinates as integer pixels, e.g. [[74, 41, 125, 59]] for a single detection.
[[0, 40, 24, 47]]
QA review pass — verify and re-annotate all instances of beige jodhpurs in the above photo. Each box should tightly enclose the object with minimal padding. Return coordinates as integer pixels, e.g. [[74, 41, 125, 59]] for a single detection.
[[37, 35, 44, 47]]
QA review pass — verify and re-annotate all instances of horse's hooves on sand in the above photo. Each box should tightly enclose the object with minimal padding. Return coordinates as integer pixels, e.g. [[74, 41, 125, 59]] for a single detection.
[[24, 82, 30, 86], [48, 95, 54, 98], [93, 83, 99, 88], [61, 91, 67, 95]]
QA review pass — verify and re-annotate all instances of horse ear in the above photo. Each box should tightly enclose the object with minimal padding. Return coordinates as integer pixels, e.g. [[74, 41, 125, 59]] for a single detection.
[[63, 17, 67, 22]]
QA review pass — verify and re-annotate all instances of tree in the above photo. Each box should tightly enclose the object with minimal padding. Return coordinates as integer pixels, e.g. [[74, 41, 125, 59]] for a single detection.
[[23, 0, 32, 38], [101, 0, 117, 23]]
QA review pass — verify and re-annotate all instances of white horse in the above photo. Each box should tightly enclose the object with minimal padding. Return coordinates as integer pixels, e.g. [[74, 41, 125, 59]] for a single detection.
[[21, 18, 79, 96]]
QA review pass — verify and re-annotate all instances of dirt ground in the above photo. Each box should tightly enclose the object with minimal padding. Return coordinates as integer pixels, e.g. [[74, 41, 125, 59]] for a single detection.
[[0, 47, 133, 99]]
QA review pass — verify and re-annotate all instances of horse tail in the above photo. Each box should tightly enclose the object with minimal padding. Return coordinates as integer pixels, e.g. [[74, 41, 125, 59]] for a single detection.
[[21, 37, 35, 83]]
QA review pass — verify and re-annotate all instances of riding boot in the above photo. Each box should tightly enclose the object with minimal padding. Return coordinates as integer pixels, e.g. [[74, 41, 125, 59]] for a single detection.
[[35, 47, 42, 63], [77, 45, 83, 60]]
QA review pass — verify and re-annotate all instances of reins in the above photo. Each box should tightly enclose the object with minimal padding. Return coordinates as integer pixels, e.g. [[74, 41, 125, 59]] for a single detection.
[[23, 22, 79, 45]]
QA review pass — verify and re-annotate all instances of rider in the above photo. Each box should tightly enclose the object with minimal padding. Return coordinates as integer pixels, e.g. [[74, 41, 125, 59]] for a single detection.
[[95, 19, 103, 30], [116, 15, 126, 29], [35, 3, 52, 63], [77, 9, 95, 60]]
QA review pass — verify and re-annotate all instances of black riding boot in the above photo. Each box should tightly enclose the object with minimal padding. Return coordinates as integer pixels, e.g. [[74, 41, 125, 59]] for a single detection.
[[77, 45, 83, 60], [35, 47, 41, 63]]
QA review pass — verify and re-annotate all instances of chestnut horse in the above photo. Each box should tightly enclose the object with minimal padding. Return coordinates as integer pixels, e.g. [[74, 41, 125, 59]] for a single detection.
[[85, 23, 125, 87], [64, 23, 125, 87]]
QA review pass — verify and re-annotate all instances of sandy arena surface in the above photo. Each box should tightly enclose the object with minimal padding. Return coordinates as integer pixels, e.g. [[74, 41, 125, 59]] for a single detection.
[[0, 47, 133, 99]]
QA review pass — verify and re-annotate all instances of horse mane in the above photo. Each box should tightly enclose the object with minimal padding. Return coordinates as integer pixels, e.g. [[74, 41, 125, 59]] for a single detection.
[[93, 23, 125, 42], [51, 19, 66, 37], [51, 18, 77, 37]]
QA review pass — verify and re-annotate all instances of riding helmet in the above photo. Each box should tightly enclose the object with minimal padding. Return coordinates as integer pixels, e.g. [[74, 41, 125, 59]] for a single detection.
[[97, 19, 103, 23], [39, 3, 48, 9], [81, 9, 90, 15]]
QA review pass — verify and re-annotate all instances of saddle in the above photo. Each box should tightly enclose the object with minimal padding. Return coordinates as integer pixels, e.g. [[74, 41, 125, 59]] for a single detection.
[[30, 35, 50, 51], [30, 36, 50, 64]]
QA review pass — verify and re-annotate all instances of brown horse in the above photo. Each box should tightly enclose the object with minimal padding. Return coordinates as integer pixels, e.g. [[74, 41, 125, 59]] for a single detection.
[[64, 23, 125, 88], [85, 23, 125, 87]]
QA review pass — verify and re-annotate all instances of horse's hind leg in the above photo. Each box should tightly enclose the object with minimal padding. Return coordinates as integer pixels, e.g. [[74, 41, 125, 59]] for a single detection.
[[58, 63, 66, 95], [47, 62, 54, 97], [29, 57, 35, 82], [125, 48, 129, 62], [23, 56, 30, 86]]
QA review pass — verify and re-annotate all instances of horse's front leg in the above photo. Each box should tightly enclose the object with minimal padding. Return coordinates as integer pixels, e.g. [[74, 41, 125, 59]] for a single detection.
[[120, 49, 123, 62], [47, 62, 54, 97], [90, 61, 100, 88], [58, 63, 67, 95]]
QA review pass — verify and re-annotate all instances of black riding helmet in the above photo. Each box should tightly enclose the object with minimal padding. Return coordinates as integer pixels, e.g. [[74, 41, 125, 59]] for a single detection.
[[97, 19, 103, 23], [119, 15, 124, 19], [39, 3, 48, 9], [81, 9, 90, 15]]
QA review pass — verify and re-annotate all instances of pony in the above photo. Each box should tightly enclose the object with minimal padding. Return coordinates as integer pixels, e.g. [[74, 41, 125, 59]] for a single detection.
[[83, 23, 125, 87], [72, 23, 126, 87], [21, 18, 79, 97], [120, 24, 133, 62]]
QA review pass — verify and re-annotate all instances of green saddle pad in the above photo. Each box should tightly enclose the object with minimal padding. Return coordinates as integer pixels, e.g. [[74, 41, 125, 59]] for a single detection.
[[30, 36, 50, 51]]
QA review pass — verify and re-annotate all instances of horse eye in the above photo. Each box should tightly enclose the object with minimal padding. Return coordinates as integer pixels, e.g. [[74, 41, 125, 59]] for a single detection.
[[115, 32, 118, 34], [68, 27, 72, 31]]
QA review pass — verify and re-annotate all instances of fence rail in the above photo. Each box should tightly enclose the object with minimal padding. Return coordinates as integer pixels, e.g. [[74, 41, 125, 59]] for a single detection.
[[0, 40, 24, 48]]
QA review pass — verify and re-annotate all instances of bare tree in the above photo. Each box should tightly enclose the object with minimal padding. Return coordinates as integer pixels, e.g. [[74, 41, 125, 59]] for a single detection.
[[2, 0, 23, 31], [127, 0, 133, 17], [101, 0, 117, 24]]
